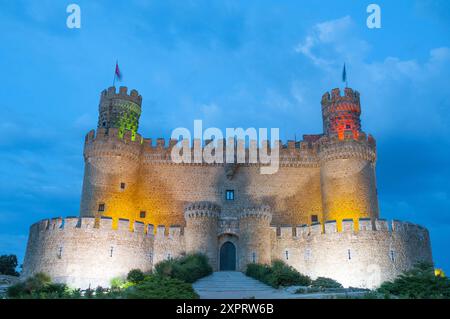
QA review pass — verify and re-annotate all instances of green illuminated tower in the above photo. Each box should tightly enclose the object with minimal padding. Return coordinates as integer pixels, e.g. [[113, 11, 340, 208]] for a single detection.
[[97, 86, 142, 140]]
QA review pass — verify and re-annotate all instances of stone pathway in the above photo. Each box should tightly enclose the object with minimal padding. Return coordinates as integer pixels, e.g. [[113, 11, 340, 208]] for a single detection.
[[193, 271, 285, 299], [193, 272, 368, 299]]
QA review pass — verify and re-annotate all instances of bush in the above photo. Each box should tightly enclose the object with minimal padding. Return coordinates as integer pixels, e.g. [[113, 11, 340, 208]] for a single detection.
[[7, 273, 70, 299], [377, 262, 450, 299], [245, 260, 311, 288], [127, 269, 146, 284], [124, 275, 199, 299], [155, 253, 212, 283], [311, 277, 343, 289], [0, 255, 20, 276], [246, 263, 272, 282]]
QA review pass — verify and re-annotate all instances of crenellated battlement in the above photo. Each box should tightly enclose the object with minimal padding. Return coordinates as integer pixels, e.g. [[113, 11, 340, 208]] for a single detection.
[[29, 217, 184, 239], [321, 88, 360, 111], [184, 202, 221, 219], [317, 131, 376, 163], [100, 86, 142, 106], [270, 218, 429, 239], [83, 129, 326, 167], [240, 206, 272, 221]]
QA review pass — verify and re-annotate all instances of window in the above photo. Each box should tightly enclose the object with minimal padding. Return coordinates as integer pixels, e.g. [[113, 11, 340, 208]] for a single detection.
[[110, 246, 114, 257], [285, 250, 289, 260], [346, 124, 351, 129], [390, 250, 395, 262], [252, 252, 256, 263], [120, 182, 126, 190], [226, 190, 235, 201], [98, 203, 105, 212], [57, 246, 63, 259], [311, 215, 318, 223], [348, 249, 352, 260], [304, 249, 311, 261], [140, 211, 146, 219]]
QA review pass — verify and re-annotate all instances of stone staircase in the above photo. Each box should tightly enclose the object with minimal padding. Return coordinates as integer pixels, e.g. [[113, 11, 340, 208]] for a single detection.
[[193, 271, 290, 299], [193, 272, 369, 299]]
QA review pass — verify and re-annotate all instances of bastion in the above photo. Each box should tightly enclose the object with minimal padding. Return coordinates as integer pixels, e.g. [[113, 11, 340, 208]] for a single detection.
[[21, 86, 433, 289]]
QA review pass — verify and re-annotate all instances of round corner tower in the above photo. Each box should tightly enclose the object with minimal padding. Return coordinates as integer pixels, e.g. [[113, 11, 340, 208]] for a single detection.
[[318, 87, 379, 229], [80, 86, 143, 221]]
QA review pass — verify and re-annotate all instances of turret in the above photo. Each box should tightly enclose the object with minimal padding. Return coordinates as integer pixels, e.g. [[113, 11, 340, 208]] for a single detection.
[[238, 206, 272, 269], [79, 87, 143, 222], [184, 202, 220, 270], [318, 88, 379, 230], [98, 86, 142, 140], [321, 87, 361, 140]]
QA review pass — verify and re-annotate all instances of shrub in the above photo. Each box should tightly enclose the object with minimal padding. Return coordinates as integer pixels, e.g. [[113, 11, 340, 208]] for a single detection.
[[245, 260, 311, 288], [0, 254, 20, 276], [7, 273, 70, 299], [377, 262, 450, 299], [246, 263, 272, 282], [311, 277, 343, 289], [124, 275, 199, 299], [268, 260, 311, 287], [127, 269, 145, 284], [110, 277, 127, 290], [155, 253, 212, 283]]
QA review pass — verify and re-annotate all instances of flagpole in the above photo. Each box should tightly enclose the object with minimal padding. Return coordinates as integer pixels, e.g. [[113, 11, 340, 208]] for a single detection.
[[113, 60, 117, 87]]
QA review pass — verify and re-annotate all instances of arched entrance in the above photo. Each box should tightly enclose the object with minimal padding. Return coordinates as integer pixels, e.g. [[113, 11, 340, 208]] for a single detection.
[[219, 241, 236, 271]]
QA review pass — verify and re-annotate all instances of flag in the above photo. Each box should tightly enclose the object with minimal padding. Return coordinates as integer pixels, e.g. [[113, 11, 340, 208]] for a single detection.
[[342, 63, 347, 84], [115, 61, 122, 81]]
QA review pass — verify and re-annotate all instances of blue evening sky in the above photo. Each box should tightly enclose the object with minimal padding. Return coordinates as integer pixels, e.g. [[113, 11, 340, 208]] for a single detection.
[[1, 0, 449, 272]]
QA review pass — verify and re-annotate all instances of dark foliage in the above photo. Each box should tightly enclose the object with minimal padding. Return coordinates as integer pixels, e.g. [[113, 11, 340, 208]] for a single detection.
[[246, 260, 311, 288], [127, 269, 146, 283], [124, 275, 199, 299], [155, 253, 213, 283], [377, 263, 450, 299], [0, 255, 19, 276]]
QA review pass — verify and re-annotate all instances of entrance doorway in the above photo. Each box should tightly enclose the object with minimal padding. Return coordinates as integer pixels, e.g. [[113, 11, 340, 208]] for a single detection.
[[219, 241, 236, 271]]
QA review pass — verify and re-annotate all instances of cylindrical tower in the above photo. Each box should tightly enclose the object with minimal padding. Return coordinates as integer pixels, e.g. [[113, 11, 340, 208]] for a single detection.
[[319, 88, 379, 229], [322, 87, 361, 140], [238, 206, 272, 270], [98, 86, 142, 140], [79, 87, 143, 222], [184, 202, 220, 270]]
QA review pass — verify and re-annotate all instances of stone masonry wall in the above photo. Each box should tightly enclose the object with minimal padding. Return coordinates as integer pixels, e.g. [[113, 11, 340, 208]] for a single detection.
[[21, 217, 184, 289], [270, 219, 433, 288], [81, 129, 324, 229]]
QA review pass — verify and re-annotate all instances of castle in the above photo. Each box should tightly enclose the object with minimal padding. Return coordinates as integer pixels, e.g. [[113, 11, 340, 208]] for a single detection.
[[21, 86, 433, 289]]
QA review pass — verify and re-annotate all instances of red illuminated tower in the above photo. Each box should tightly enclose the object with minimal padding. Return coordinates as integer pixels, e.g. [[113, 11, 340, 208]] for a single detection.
[[321, 87, 361, 139]]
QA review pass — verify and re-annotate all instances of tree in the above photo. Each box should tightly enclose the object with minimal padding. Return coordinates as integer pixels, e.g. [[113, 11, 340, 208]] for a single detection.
[[378, 263, 450, 299], [0, 255, 19, 276]]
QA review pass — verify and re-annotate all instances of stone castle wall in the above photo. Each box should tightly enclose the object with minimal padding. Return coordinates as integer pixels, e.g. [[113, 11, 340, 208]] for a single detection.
[[22, 217, 184, 289], [21, 214, 433, 289], [80, 128, 325, 227], [21, 86, 434, 290], [270, 219, 433, 288]]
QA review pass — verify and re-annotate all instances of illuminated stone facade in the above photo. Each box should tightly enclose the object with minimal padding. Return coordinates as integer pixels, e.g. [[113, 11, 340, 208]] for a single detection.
[[21, 86, 433, 289]]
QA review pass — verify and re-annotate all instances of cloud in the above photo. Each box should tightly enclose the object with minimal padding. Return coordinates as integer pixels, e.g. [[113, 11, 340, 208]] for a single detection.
[[295, 16, 369, 69], [295, 16, 450, 137]]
